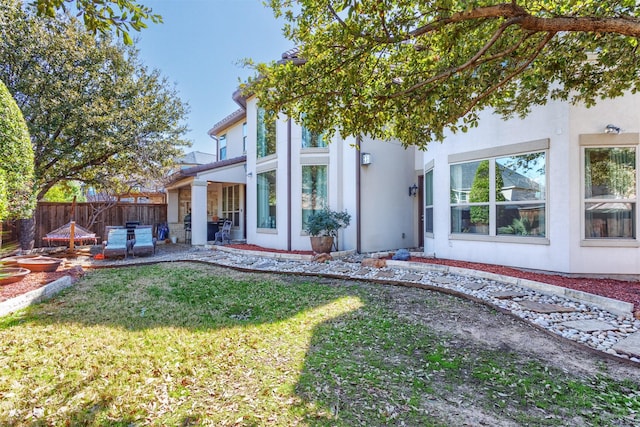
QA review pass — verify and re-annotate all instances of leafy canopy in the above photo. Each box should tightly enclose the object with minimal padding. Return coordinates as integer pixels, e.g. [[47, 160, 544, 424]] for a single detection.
[[31, 0, 161, 44], [0, 0, 190, 201], [0, 79, 35, 220], [249, 1, 640, 149]]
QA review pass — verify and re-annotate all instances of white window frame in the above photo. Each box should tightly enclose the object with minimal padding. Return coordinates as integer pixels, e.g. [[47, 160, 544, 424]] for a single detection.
[[448, 139, 550, 244], [580, 133, 640, 247], [219, 134, 227, 161], [424, 160, 434, 237]]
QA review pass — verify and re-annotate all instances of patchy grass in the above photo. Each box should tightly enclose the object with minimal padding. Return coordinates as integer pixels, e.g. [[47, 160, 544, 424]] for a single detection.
[[0, 263, 638, 426]]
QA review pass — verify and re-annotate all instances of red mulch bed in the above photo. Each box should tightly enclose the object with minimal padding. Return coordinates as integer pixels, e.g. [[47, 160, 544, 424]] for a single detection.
[[0, 269, 70, 302]]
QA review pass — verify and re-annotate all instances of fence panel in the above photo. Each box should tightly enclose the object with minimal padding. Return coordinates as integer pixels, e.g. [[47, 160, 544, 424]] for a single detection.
[[2, 202, 167, 248]]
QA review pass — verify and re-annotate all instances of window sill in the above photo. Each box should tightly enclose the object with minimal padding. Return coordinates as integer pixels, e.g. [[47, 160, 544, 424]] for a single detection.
[[449, 233, 549, 245], [257, 228, 277, 234], [580, 239, 640, 248]]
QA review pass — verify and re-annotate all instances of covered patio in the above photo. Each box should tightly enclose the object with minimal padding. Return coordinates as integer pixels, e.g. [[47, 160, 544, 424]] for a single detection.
[[165, 156, 247, 245]]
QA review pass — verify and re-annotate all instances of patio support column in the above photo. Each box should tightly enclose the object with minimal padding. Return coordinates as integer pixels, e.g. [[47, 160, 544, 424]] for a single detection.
[[191, 180, 208, 245], [167, 190, 179, 223]]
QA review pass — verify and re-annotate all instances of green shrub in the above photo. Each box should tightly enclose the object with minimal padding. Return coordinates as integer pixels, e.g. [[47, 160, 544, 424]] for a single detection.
[[0, 80, 35, 220], [304, 208, 351, 237]]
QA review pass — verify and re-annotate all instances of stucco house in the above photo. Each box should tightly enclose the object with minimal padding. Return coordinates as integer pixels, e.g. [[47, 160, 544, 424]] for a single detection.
[[422, 92, 640, 276], [167, 69, 640, 277], [166, 88, 424, 253]]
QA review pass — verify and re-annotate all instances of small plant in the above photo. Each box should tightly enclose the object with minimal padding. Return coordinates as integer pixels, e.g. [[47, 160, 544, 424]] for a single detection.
[[304, 208, 351, 237]]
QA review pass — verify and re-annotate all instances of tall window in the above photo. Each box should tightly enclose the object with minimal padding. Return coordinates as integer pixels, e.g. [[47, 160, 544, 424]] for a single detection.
[[257, 107, 276, 158], [242, 122, 247, 154], [302, 165, 328, 228], [219, 134, 227, 161], [496, 153, 546, 237], [257, 170, 276, 229], [425, 169, 434, 234], [584, 147, 636, 239], [302, 125, 327, 148], [450, 151, 546, 237], [222, 185, 240, 226]]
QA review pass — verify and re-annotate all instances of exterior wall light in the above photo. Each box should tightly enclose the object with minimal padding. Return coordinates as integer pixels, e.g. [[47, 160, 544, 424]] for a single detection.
[[409, 183, 418, 197], [361, 152, 372, 165], [605, 124, 621, 134]]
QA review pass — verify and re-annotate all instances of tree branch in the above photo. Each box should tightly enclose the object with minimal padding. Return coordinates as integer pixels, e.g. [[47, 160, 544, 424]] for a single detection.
[[408, 3, 640, 39]]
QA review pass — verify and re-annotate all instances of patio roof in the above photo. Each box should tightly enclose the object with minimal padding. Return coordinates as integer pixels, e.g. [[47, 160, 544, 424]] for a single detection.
[[166, 155, 247, 189]]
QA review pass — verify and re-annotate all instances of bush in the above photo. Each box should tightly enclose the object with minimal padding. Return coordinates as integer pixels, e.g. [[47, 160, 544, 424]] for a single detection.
[[304, 208, 351, 237], [0, 80, 35, 220]]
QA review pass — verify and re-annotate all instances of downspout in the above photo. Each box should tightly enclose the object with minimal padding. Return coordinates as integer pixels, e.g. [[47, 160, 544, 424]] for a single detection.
[[356, 136, 362, 254], [287, 118, 292, 251]]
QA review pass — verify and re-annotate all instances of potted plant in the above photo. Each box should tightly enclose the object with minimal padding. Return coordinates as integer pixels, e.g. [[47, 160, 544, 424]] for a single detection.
[[304, 208, 351, 253]]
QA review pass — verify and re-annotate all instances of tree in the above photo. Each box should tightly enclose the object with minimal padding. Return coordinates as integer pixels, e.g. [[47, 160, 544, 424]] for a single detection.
[[0, 0, 189, 247], [0, 79, 35, 222], [31, 0, 161, 44], [249, 1, 640, 149], [42, 181, 86, 202]]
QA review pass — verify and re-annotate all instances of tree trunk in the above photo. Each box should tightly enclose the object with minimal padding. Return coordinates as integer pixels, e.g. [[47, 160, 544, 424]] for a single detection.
[[18, 217, 35, 251]]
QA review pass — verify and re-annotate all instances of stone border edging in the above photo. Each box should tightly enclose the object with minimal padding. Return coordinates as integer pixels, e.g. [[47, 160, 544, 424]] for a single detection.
[[385, 260, 634, 317], [207, 244, 355, 261], [0, 276, 73, 317]]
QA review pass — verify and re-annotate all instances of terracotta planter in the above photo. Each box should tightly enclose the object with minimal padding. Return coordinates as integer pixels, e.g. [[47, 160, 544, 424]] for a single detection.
[[0, 254, 39, 267], [310, 236, 334, 254], [16, 256, 62, 272], [0, 267, 31, 286]]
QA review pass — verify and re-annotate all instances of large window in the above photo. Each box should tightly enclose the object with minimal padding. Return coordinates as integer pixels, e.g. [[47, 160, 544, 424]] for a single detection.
[[302, 165, 328, 229], [450, 151, 546, 237], [302, 125, 326, 148], [425, 169, 433, 234], [257, 107, 276, 158], [219, 134, 227, 161], [222, 184, 240, 226], [584, 147, 636, 239], [257, 170, 276, 229]]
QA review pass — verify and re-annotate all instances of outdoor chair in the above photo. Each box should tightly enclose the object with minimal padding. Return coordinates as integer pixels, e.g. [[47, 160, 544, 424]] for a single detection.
[[214, 220, 232, 245], [102, 228, 133, 259], [131, 226, 157, 257]]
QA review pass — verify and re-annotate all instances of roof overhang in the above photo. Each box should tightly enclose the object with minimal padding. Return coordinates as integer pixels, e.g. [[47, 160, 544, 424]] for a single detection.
[[165, 156, 247, 190]]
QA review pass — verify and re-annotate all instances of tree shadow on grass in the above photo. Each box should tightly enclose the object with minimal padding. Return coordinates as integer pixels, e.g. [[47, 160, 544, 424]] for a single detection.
[[2, 263, 640, 426]]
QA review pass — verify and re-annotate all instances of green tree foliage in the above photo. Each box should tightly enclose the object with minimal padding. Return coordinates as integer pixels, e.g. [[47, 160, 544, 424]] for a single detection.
[[0, 79, 35, 220], [0, 0, 190, 202], [31, 0, 161, 44], [249, 1, 640, 148], [42, 181, 86, 202]]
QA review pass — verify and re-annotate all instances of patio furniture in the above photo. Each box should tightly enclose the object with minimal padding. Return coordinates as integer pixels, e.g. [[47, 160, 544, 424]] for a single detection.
[[102, 228, 133, 259], [131, 226, 157, 257], [214, 220, 232, 245]]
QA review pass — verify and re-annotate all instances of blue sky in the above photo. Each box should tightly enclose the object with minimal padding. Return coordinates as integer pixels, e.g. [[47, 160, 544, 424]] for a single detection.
[[135, 0, 293, 154]]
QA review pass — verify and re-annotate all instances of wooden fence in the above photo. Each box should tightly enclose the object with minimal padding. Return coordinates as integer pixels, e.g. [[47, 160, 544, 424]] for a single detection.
[[2, 202, 167, 248]]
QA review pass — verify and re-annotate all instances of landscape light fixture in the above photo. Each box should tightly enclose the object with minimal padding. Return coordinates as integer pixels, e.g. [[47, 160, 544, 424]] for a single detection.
[[604, 124, 621, 134]]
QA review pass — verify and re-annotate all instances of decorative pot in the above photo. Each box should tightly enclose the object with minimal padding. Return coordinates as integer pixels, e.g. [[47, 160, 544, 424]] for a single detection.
[[310, 236, 334, 254], [0, 254, 39, 267], [16, 256, 62, 272], [0, 267, 31, 286]]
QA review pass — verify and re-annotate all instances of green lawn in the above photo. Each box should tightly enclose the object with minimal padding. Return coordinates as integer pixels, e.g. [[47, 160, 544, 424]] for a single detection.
[[0, 263, 639, 426]]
